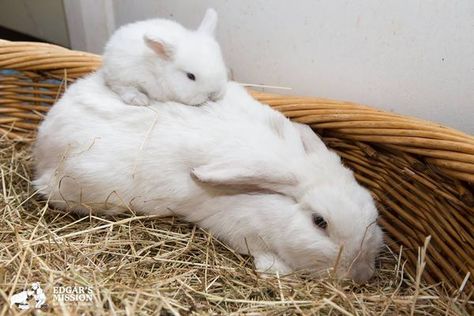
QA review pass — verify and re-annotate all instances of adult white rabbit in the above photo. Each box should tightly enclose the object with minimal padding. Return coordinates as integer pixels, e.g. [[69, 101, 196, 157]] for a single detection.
[[33, 75, 383, 283], [102, 8, 227, 106]]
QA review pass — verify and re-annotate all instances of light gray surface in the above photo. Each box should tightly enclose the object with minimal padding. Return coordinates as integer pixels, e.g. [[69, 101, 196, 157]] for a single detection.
[[0, 0, 69, 46], [63, 0, 114, 55]]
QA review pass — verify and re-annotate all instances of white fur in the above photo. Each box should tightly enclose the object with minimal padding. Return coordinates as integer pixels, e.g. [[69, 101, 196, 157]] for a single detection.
[[33, 75, 383, 283], [102, 8, 227, 106], [31, 283, 46, 309], [10, 290, 33, 309]]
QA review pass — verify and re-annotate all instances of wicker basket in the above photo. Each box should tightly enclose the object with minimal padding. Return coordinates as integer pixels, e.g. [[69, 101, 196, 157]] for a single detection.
[[0, 39, 472, 292]]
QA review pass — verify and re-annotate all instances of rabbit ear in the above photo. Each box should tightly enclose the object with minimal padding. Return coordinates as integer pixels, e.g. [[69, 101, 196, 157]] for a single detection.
[[293, 123, 326, 154], [197, 8, 218, 36], [191, 160, 298, 194], [143, 35, 175, 60]]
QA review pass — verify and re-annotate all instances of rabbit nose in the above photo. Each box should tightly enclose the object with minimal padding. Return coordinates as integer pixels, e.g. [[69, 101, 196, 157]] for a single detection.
[[350, 264, 374, 284]]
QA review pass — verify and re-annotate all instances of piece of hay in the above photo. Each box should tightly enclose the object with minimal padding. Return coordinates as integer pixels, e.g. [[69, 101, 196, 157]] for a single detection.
[[0, 140, 472, 315]]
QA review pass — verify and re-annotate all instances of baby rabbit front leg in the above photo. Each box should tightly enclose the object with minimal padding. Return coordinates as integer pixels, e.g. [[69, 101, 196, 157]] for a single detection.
[[111, 84, 150, 106]]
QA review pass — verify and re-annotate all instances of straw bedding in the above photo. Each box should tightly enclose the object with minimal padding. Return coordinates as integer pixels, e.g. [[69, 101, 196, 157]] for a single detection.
[[0, 140, 471, 315], [0, 40, 473, 314]]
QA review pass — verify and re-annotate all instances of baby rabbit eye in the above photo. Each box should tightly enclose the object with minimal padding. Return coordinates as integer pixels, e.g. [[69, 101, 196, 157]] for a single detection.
[[312, 214, 327, 230], [186, 72, 196, 81]]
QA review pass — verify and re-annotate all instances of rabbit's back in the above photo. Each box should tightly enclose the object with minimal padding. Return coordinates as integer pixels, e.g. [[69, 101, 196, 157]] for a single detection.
[[33, 76, 302, 215]]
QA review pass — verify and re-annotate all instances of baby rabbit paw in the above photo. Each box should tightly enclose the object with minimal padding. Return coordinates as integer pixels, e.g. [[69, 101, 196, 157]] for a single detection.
[[120, 88, 150, 106]]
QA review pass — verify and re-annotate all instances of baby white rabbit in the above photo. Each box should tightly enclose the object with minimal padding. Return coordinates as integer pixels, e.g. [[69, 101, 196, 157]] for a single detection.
[[102, 8, 227, 106], [33, 76, 383, 283]]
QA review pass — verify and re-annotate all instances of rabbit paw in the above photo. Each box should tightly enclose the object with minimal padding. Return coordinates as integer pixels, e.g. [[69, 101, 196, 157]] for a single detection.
[[120, 89, 149, 106], [254, 253, 292, 275]]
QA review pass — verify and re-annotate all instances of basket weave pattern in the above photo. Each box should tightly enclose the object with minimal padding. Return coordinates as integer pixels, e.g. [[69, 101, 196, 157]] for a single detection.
[[0, 40, 472, 291]]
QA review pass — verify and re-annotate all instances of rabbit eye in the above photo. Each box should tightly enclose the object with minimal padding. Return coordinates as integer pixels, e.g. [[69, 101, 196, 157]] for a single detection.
[[186, 72, 196, 81], [312, 214, 327, 230]]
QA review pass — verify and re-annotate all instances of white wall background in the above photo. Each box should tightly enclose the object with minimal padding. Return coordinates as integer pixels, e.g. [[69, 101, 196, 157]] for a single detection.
[[67, 0, 474, 134], [0, 0, 69, 46]]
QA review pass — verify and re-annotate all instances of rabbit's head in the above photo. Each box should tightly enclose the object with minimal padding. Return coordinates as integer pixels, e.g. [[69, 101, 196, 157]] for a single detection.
[[143, 8, 227, 105], [102, 9, 227, 106], [191, 125, 384, 282], [293, 182, 384, 282]]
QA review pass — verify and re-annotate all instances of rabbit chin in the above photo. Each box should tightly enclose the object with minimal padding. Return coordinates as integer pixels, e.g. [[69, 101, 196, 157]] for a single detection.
[[182, 94, 211, 107], [252, 253, 333, 278], [173, 87, 225, 106], [252, 252, 376, 283]]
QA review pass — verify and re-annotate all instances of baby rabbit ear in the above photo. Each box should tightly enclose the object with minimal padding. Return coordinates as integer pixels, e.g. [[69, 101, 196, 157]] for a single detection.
[[144, 35, 174, 60], [197, 8, 218, 36], [191, 160, 298, 194]]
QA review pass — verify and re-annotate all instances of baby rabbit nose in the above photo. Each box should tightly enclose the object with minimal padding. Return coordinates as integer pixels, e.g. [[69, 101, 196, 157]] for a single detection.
[[209, 90, 223, 101]]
